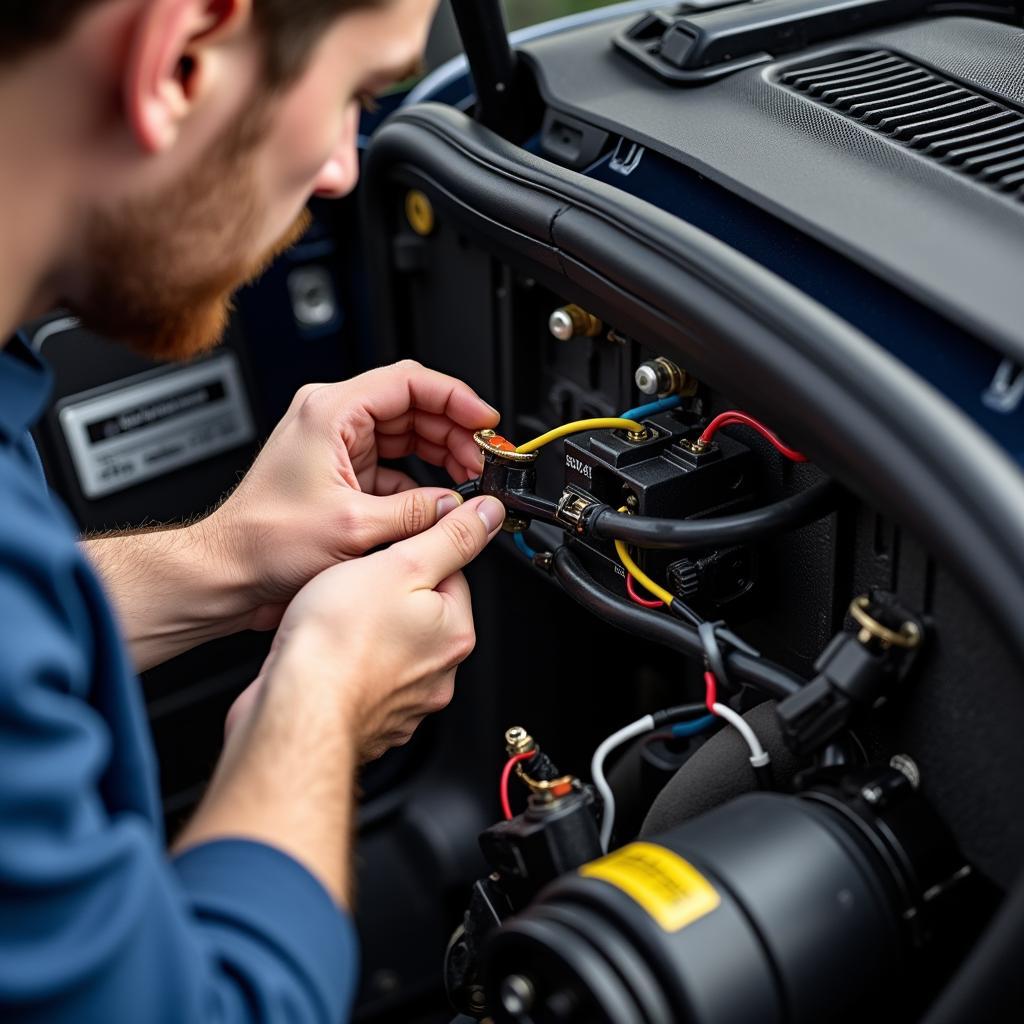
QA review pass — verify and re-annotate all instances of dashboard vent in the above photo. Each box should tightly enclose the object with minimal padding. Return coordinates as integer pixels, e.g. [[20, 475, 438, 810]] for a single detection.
[[780, 51, 1024, 199]]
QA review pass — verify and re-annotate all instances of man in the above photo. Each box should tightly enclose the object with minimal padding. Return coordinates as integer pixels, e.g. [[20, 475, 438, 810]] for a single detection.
[[0, 1, 507, 1020]]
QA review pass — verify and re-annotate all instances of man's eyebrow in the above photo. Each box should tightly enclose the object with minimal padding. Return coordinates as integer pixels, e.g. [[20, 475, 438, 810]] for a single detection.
[[376, 56, 427, 89]]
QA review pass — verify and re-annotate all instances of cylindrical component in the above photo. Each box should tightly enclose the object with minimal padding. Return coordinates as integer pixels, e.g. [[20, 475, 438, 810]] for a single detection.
[[549, 304, 603, 341], [485, 774, 969, 1024], [635, 356, 694, 397]]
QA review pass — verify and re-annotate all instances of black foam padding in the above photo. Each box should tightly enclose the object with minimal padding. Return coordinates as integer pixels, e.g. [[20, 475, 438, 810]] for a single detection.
[[640, 702, 806, 837]]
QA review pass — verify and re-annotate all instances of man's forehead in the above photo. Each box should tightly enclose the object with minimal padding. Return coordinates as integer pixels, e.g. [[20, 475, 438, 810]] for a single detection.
[[342, 0, 436, 73]]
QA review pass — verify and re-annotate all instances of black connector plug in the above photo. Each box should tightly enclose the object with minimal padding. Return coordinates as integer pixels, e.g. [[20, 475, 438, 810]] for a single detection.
[[776, 591, 924, 756]]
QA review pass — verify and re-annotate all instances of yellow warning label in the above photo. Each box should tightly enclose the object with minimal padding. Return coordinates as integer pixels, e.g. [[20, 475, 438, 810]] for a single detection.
[[580, 842, 720, 932]]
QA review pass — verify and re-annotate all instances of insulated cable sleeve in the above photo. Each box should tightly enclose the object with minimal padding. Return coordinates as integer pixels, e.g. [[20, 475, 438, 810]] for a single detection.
[[588, 479, 840, 550], [620, 395, 684, 421], [551, 547, 804, 698], [513, 532, 537, 561], [516, 418, 645, 454]]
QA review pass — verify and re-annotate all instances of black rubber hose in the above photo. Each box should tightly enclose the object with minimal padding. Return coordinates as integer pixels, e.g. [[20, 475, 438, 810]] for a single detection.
[[551, 547, 805, 699], [589, 479, 840, 550]]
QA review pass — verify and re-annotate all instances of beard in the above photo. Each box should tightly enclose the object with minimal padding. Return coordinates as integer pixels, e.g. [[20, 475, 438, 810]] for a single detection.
[[72, 107, 312, 363]]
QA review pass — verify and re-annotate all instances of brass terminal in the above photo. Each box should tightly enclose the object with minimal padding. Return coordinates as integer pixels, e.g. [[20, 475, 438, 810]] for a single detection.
[[678, 437, 709, 455], [634, 356, 698, 398], [549, 304, 603, 341], [849, 595, 922, 650], [626, 428, 651, 443], [505, 726, 535, 755], [520, 774, 575, 802], [474, 429, 539, 464]]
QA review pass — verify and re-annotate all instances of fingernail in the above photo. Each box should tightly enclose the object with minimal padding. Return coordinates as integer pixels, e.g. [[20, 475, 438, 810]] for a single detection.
[[484, 402, 500, 421], [476, 496, 506, 533], [436, 492, 462, 518]]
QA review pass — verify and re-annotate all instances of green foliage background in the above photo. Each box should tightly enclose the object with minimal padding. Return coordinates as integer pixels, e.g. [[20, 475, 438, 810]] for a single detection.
[[504, 0, 619, 30]]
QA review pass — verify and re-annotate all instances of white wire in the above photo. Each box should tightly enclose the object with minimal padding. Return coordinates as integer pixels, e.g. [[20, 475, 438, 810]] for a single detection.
[[711, 703, 770, 767], [592, 714, 655, 853]]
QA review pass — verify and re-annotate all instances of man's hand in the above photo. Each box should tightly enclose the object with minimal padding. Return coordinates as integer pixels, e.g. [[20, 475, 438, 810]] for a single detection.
[[85, 361, 499, 671], [206, 359, 500, 627], [175, 495, 506, 903]]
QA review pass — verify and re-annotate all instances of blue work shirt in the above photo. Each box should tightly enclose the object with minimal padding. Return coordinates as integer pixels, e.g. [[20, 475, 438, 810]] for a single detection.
[[0, 336, 357, 1022]]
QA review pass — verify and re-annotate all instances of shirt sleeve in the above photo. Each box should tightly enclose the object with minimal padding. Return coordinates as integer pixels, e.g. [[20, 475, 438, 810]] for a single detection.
[[0, 470, 358, 1024]]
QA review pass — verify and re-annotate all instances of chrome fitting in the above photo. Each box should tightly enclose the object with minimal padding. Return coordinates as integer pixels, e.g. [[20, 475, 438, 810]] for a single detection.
[[556, 490, 598, 535]]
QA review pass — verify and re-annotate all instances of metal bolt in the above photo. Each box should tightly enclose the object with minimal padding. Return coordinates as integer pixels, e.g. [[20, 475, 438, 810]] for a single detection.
[[549, 309, 576, 341], [861, 784, 884, 805], [626, 429, 650, 443], [635, 364, 660, 395], [500, 975, 536, 1016], [890, 754, 921, 789], [549, 305, 602, 341], [505, 727, 532, 753]]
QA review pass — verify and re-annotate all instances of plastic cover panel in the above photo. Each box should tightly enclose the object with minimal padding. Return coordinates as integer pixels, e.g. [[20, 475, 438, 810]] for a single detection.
[[520, 15, 1024, 358]]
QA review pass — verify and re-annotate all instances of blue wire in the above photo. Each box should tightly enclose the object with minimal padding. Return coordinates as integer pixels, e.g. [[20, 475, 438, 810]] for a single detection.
[[620, 395, 684, 421], [513, 532, 537, 561], [671, 715, 717, 738]]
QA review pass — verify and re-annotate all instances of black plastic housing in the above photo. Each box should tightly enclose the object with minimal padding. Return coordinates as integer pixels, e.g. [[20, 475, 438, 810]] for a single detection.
[[562, 411, 756, 611]]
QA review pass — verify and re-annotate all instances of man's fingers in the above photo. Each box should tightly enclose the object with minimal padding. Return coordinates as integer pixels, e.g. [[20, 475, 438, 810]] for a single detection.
[[389, 496, 505, 588], [345, 361, 500, 431], [375, 417, 483, 478], [342, 487, 465, 552], [373, 467, 420, 496]]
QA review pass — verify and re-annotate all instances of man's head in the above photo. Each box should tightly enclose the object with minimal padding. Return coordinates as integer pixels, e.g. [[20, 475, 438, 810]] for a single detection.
[[0, 0, 436, 360]]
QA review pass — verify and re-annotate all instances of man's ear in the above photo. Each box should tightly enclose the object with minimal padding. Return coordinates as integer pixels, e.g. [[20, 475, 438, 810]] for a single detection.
[[124, 0, 253, 154]]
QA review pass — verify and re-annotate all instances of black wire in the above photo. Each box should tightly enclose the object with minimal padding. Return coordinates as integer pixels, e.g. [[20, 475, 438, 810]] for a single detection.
[[552, 547, 805, 699], [698, 620, 734, 692], [651, 703, 708, 726], [668, 597, 705, 628], [589, 479, 840, 550]]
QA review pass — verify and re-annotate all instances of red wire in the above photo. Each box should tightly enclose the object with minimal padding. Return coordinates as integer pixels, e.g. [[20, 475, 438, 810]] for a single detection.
[[626, 573, 664, 608], [704, 670, 719, 714], [699, 411, 808, 463], [500, 751, 536, 820]]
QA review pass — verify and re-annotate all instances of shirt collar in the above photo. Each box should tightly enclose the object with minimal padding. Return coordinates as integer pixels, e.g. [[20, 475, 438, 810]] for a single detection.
[[0, 332, 53, 443]]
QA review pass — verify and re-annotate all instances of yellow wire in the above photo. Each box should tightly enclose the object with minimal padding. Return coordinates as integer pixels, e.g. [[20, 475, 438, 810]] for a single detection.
[[515, 418, 645, 454], [613, 504, 675, 606]]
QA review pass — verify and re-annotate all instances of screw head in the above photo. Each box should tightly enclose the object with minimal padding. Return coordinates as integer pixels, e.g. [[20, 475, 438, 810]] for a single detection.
[[500, 975, 536, 1016], [635, 364, 660, 395], [404, 190, 435, 236], [549, 309, 575, 341]]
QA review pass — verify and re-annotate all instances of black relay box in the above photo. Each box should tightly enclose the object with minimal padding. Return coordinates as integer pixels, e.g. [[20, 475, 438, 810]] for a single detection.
[[562, 412, 758, 614]]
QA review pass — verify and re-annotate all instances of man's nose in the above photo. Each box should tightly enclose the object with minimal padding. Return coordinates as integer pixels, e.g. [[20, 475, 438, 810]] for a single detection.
[[313, 104, 361, 199]]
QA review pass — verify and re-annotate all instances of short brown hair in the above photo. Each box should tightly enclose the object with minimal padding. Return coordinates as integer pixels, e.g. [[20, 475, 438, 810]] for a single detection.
[[0, 0, 382, 84]]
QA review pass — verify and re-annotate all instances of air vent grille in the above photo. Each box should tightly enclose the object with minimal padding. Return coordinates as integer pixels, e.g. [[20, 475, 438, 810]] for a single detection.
[[780, 51, 1024, 200]]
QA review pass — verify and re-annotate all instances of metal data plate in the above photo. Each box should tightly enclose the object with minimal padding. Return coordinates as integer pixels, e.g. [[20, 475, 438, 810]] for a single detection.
[[58, 352, 256, 499]]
